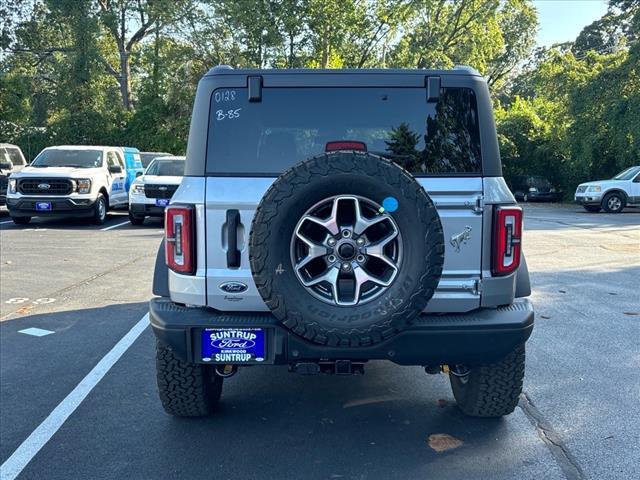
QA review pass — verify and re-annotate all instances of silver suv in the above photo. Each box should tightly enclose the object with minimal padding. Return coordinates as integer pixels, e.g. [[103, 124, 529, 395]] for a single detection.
[[150, 66, 533, 418]]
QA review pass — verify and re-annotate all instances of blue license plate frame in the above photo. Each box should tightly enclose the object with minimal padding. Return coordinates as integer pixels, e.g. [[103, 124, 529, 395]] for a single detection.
[[201, 328, 267, 364]]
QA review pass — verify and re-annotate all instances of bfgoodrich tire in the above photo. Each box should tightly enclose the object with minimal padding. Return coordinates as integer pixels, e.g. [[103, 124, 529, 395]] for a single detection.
[[449, 345, 525, 418], [249, 151, 444, 347], [155, 340, 223, 417]]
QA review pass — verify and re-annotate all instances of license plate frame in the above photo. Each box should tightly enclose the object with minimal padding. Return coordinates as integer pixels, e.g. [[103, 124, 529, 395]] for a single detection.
[[35, 202, 52, 211], [200, 327, 267, 364], [155, 198, 170, 207]]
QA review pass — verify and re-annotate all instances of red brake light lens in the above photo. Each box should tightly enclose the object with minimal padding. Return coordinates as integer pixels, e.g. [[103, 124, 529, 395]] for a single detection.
[[325, 141, 367, 152], [165, 205, 195, 275], [492, 206, 522, 276]]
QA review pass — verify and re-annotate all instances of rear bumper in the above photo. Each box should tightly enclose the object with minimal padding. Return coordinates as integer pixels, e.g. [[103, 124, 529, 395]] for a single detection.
[[6, 196, 97, 217], [130, 202, 166, 217], [149, 297, 534, 366]]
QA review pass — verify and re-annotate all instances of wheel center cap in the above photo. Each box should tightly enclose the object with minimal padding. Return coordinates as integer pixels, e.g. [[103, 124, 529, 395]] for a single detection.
[[337, 242, 356, 260]]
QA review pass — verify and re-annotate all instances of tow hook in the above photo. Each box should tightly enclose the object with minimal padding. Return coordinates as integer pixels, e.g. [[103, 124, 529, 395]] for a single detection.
[[214, 364, 238, 378]]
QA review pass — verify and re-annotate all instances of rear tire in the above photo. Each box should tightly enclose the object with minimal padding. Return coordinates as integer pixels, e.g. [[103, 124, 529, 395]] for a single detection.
[[11, 216, 31, 225], [449, 345, 525, 418], [129, 212, 145, 225], [91, 194, 107, 224], [583, 205, 601, 213], [602, 192, 626, 213], [155, 340, 223, 417]]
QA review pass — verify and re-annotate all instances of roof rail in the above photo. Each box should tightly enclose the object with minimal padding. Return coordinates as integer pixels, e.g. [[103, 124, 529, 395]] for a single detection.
[[453, 65, 481, 75]]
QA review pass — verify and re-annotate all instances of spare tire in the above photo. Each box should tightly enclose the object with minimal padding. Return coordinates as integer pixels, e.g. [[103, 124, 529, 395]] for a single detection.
[[249, 151, 444, 347]]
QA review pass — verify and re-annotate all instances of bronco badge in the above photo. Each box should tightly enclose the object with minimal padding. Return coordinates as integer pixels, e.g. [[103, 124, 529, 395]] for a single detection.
[[450, 226, 472, 252]]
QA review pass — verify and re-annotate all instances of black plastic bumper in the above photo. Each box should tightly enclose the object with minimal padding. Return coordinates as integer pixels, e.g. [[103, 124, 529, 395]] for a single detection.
[[149, 298, 534, 366], [130, 202, 166, 217], [6, 196, 96, 217], [575, 196, 600, 205]]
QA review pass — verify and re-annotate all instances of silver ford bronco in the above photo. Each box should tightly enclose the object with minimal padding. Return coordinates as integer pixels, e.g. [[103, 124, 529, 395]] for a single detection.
[[150, 65, 533, 418]]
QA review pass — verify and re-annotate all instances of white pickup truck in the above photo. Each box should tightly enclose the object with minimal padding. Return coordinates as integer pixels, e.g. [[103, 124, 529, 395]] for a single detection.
[[575, 166, 640, 213], [6, 145, 129, 225]]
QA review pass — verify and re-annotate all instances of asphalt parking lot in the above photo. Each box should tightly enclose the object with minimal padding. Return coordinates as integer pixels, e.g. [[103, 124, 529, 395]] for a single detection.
[[0, 204, 638, 480]]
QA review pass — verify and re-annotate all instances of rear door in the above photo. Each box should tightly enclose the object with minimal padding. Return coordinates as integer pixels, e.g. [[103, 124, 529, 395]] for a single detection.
[[204, 80, 484, 313]]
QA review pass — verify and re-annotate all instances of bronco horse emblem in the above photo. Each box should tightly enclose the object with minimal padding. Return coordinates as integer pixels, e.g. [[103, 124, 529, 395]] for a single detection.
[[450, 226, 472, 252]]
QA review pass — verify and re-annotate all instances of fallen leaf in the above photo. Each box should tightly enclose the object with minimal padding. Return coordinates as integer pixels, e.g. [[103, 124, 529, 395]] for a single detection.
[[558, 290, 566, 293], [16, 306, 33, 315], [623, 312, 639, 316], [427, 433, 463, 452], [608, 292, 617, 296], [540, 315, 551, 319]]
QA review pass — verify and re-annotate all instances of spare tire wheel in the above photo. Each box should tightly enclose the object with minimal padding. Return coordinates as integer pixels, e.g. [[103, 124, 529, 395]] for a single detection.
[[249, 152, 444, 347]]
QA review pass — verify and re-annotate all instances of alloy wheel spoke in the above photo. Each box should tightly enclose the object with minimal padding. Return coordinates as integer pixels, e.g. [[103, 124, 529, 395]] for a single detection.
[[302, 197, 340, 235], [294, 231, 328, 270], [302, 266, 340, 299], [353, 197, 389, 235], [364, 230, 399, 270]]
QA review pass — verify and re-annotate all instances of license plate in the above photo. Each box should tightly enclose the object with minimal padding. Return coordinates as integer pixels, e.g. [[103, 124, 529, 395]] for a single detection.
[[201, 328, 266, 363], [35, 202, 52, 211], [155, 199, 170, 207]]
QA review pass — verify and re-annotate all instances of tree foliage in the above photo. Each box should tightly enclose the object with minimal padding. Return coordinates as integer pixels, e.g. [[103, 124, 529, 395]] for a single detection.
[[1, 0, 637, 196]]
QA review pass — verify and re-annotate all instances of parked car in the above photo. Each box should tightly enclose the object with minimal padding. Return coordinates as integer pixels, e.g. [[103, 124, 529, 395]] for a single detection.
[[128, 156, 185, 225], [0, 143, 28, 207], [6, 145, 129, 225], [510, 175, 560, 202], [120, 147, 144, 192], [149, 65, 533, 419], [139, 151, 173, 168], [575, 165, 640, 213]]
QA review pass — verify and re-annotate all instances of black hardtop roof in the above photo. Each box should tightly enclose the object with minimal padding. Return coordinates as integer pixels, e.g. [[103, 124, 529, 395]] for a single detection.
[[204, 65, 482, 78]]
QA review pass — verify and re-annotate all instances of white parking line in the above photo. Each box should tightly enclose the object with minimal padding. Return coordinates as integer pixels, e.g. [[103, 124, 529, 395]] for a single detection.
[[0, 314, 149, 480], [100, 220, 130, 231], [0, 220, 14, 225]]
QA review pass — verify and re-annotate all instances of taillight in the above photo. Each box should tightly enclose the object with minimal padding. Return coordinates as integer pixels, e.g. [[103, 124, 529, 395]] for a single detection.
[[165, 205, 195, 275], [325, 141, 367, 152], [492, 206, 522, 276]]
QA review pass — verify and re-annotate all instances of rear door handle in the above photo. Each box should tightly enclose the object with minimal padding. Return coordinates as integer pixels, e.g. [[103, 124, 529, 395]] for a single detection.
[[226, 209, 241, 267]]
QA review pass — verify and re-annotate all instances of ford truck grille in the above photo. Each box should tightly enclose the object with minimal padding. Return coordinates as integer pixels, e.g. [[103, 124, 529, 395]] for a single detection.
[[18, 178, 73, 195], [145, 184, 178, 199]]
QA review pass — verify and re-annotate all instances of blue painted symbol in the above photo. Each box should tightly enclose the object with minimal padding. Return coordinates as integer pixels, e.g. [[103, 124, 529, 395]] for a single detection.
[[382, 197, 399, 213]]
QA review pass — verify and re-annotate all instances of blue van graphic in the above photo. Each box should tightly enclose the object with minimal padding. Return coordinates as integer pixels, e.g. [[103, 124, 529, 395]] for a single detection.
[[121, 147, 144, 192]]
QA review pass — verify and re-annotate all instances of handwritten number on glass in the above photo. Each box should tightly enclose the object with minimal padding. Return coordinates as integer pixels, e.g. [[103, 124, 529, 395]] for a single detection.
[[216, 108, 242, 121]]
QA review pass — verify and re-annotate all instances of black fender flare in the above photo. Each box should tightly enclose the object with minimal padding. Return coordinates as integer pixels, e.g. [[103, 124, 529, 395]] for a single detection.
[[515, 253, 531, 298], [152, 239, 170, 297]]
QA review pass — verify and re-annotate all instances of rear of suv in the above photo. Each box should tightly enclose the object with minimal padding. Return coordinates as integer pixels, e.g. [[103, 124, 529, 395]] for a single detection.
[[150, 66, 533, 418]]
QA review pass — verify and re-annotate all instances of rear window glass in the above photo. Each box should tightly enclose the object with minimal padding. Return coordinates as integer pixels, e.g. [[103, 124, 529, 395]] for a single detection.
[[206, 87, 482, 176], [146, 159, 184, 176]]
